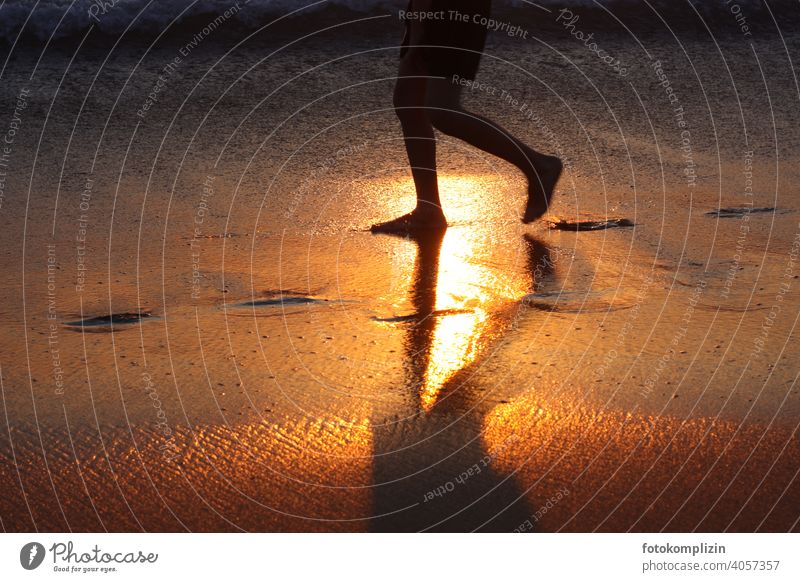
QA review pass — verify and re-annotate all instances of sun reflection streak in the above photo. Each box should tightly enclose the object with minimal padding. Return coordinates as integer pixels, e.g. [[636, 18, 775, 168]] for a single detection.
[[418, 203, 529, 410], [421, 230, 488, 409]]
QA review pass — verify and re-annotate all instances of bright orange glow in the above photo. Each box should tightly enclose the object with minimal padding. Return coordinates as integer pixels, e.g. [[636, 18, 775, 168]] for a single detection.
[[418, 179, 530, 410]]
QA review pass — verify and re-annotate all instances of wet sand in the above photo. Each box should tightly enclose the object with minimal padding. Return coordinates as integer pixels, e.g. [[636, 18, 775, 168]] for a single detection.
[[1, 6, 800, 531], [2, 170, 798, 531]]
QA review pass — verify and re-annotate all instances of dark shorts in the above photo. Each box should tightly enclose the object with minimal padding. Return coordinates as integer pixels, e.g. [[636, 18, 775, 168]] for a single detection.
[[400, 0, 492, 81]]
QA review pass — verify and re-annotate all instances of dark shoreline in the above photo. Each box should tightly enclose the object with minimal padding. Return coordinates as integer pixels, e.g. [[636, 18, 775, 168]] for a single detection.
[[3, 1, 800, 51]]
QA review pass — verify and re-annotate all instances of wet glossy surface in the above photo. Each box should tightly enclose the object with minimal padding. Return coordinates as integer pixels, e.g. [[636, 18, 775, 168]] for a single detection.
[[2, 168, 798, 530]]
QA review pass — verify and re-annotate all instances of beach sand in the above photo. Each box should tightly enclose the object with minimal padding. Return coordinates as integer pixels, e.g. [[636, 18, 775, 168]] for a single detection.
[[0, 3, 799, 531]]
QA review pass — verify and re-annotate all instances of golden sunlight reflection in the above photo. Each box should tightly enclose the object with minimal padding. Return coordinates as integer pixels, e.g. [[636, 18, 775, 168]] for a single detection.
[[414, 177, 530, 410]]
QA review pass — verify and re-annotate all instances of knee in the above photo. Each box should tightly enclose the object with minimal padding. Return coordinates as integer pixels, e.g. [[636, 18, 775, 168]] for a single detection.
[[392, 85, 409, 117], [428, 106, 460, 135], [425, 80, 462, 134], [393, 84, 426, 125]]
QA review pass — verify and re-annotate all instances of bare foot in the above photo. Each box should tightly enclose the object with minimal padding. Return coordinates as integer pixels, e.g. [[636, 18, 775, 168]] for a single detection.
[[370, 208, 448, 234], [522, 155, 563, 223]]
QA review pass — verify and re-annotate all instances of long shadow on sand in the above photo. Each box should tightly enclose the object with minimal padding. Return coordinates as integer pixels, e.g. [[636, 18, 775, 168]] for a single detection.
[[369, 231, 553, 532]]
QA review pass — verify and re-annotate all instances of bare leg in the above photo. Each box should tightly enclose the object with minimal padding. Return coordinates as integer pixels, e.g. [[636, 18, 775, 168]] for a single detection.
[[426, 78, 562, 223], [371, 50, 448, 234]]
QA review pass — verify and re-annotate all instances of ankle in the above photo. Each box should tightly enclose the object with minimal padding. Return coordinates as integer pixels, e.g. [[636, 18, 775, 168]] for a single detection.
[[414, 203, 445, 218], [525, 154, 560, 178]]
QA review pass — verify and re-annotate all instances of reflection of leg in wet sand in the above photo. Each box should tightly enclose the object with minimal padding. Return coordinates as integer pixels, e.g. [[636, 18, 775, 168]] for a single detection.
[[372, 0, 562, 234], [525, 233, 555, 293], [370, 231, 533, 531]]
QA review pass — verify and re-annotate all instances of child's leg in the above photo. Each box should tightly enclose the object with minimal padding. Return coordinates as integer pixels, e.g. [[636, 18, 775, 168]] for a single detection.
[[394, 53, 444, 218], [372, 50, 448, 233], [425, 77, 562, 222]]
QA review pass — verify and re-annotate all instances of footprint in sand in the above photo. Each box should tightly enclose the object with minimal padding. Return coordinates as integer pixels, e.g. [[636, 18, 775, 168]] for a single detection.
[[705, 207, 785, 218], [64, 311, 155, 332], [546, 217, 635, 231], [522, 290, 635, 313], [372, 308, 473, 324], [226, 291, 351, 316], [234, 296, 324, 308]]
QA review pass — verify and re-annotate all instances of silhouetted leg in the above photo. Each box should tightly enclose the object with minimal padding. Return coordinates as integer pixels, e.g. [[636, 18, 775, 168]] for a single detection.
[[426, 77, 563, 223], [371, 51, 448, 234], [525, 234, 554, 292]]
